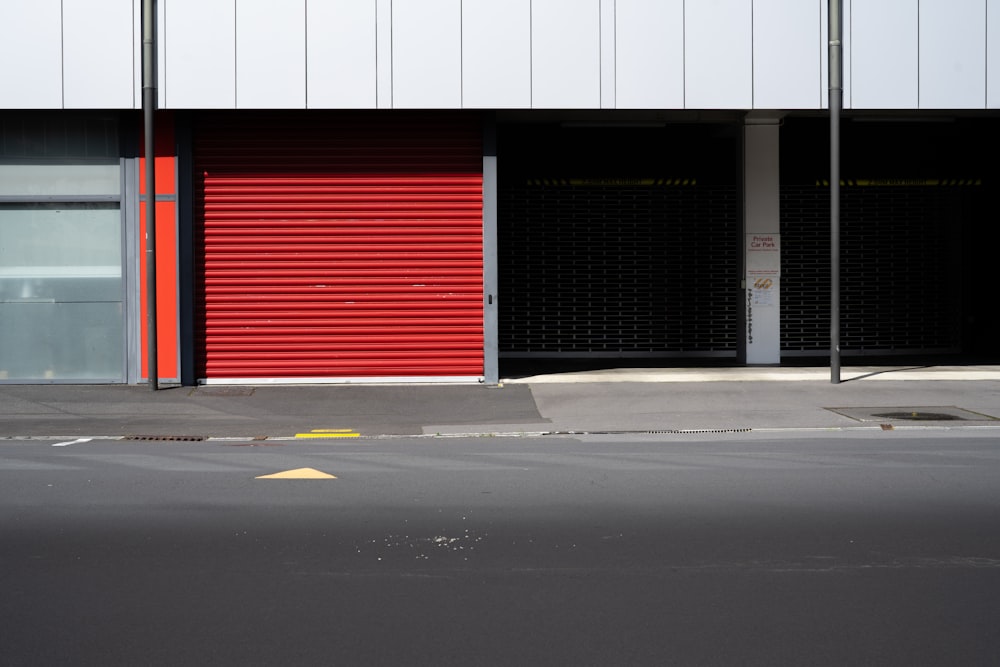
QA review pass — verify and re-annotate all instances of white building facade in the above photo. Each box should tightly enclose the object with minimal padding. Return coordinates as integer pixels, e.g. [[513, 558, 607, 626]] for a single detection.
[[1, 0, 997, 384]]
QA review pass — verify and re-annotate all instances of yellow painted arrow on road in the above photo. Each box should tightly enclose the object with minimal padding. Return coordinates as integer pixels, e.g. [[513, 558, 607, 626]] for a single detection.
[[255, 468, 338, 480]]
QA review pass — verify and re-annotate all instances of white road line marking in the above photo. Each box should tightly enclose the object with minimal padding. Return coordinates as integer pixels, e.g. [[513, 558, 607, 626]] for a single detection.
[[52, 438, 93, 447]]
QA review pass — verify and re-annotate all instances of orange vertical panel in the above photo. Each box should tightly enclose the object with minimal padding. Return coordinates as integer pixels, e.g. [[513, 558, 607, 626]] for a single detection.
[[139, 200, 179, 380], [139, 113, 179, 381]]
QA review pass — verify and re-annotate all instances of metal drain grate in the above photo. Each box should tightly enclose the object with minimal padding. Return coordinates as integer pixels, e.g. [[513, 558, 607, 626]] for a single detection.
[[872, 411, 963, 421], [125, 435, 207, 441]]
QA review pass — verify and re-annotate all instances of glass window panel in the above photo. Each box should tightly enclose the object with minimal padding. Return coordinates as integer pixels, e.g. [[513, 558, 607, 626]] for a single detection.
[[0, 203, 121, 268], [0, 204, 122, 303], [0, 302, 124, 381], [0, 164, 120, 196], [0, 113, 125, 383]]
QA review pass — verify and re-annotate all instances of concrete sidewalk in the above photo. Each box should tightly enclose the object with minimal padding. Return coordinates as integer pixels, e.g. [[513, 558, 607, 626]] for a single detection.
[[1, 365, 999, 439], [497, 365, 1000, 435], [505, 364, 1000, 383]]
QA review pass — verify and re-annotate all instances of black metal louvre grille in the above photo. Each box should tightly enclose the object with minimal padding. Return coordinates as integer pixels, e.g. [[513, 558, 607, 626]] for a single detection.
[[499, 183, 738, 354], [781, 185, 961, 353]]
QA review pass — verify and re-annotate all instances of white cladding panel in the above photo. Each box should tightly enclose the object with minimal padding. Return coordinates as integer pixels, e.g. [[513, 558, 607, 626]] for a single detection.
[[462, 0, 531, 108], [236, 0, 306, 108], [0, 0, 63, 108], [63, 0, 135, 109], [753, 0, 821, 109], [685, 0, 753, 108], [307, 0, 376, 108], [392, 0, 462, 108], [919, 0, 986, 109], [4, 0, 998, 111], [991, 0, 1000, 108], [600, 0, 616, 108], [616, 0, 684, 108], [851, 0, 918, 108], [157, 0, 165, 108], [532, 0, 601, 108], [376, 0, 392, 108], [164, 0, 236, 108]]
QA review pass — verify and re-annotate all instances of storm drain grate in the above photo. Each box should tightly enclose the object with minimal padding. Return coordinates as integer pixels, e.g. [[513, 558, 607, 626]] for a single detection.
[[125, 435, 207, 441], [827, 406, 999, 423], [872, 411, 963, 421]]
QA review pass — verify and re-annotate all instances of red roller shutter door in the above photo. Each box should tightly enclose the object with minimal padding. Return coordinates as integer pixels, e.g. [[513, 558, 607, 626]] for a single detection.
[[194, 113, 484, 380]]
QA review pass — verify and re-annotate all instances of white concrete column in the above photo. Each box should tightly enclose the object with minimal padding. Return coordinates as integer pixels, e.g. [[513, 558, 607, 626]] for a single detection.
[[744, 118, 782, 365]]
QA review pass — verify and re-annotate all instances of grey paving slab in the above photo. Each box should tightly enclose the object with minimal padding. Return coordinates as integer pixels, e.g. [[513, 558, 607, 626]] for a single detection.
[[1, 367, 999, 438], [0, 395, 65, 415]]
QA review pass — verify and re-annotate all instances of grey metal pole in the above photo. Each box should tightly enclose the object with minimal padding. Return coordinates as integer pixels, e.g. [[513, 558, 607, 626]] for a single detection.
[[143, 0, 158, 390], [829, 0, 842, 384]]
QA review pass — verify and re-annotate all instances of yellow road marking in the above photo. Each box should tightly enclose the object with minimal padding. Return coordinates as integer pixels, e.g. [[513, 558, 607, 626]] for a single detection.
[[295, 428, 360, 439], [256, 468, 337, 480]]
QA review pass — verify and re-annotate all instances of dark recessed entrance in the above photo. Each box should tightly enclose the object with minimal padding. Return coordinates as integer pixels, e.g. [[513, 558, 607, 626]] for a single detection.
[[497, 122, 741, 367]]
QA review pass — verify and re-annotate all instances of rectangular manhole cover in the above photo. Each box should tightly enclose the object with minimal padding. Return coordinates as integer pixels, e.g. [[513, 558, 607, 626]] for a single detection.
[[827, 406, 999, 423]]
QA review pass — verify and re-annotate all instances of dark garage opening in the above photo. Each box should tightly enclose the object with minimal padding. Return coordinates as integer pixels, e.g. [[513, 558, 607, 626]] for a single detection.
[[497, 121, 742, 376], [780, 116, 1000, 364]]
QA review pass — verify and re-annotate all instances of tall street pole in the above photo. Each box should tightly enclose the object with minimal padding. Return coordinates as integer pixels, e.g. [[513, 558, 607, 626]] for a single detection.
[[143, 0, 158, 390], [829, 0, 843, 384]]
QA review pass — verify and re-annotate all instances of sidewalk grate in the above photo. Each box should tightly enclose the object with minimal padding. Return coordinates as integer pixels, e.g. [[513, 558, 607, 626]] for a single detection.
[[872, 411, 962, 421]]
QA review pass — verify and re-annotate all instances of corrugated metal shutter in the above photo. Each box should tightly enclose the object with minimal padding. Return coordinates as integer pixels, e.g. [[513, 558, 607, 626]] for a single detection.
[[193, 113, 484, 380], [497, 124, 740, 358], [780, 183, 962, 354], [499, 181, 738, 355]]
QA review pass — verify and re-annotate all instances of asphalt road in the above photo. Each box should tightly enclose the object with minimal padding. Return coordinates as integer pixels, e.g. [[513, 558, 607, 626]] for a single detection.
[[2, 431, 999, 666]]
